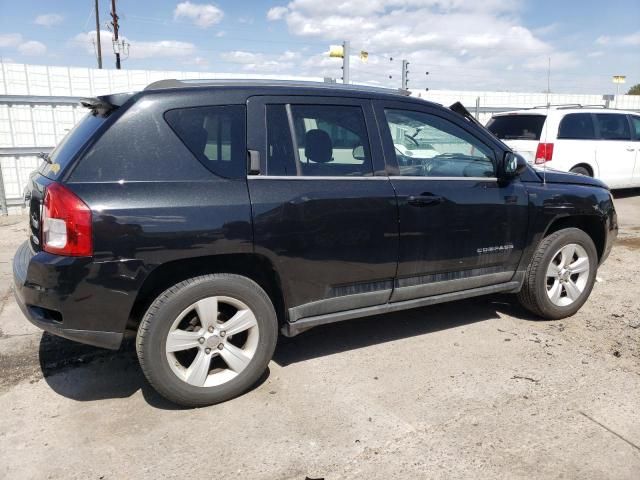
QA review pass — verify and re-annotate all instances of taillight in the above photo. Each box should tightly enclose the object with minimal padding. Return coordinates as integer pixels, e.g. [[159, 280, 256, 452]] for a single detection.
[[535, 143, 554, 164], [42, 183, 92, 256]]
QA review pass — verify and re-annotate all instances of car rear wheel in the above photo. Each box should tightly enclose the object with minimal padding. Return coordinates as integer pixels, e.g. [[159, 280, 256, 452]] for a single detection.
[[570, 166, 591, 176], [517, 228, 597, 319], [136, 274, 278, 407]]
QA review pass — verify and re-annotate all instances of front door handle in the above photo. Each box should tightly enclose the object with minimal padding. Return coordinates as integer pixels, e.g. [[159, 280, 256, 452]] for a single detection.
[[407, 194, 443, 207]]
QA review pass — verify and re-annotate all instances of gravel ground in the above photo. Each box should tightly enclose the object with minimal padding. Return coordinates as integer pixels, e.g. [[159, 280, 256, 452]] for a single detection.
[[0, 191, 639, 479]]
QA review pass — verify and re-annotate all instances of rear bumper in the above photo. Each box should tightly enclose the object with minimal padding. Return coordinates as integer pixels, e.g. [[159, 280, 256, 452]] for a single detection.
[[12, 241, 144, 350]]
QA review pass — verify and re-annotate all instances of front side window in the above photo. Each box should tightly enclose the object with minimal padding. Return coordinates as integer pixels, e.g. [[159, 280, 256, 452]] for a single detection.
[[384, 109, 495, 178], [165, 105, 246, 179], [557, 113, 596, 139], [266, 104, 373, 177], [595, 113, 631, 140]]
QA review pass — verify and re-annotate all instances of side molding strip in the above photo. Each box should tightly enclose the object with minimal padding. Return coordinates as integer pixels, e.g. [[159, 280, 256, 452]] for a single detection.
[[281, 281, 521, 337]]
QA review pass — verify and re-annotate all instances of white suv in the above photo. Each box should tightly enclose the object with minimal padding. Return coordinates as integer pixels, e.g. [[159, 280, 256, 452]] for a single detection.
[[486, 106, 640, 189]]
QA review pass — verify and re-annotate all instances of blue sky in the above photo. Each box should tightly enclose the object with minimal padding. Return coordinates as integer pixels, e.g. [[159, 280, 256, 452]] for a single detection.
[[0, 0, 638, 93]]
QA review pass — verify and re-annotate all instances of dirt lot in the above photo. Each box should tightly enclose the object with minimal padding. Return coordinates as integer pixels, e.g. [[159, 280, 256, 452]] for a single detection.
[[1, 191, 639, 479]]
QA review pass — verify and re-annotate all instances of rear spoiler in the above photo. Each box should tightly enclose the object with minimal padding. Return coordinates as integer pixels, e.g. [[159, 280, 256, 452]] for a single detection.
[[79, 92, 135, 115]]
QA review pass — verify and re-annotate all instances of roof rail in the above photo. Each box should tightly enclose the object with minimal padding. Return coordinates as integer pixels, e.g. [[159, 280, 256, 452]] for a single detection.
[[144, 78, 412, 96], [530, 103, 610, 110]]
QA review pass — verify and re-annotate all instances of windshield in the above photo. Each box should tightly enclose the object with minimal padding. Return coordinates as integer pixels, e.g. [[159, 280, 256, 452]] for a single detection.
[[486, 114, 546, 140], [39, 112, 107, 179]]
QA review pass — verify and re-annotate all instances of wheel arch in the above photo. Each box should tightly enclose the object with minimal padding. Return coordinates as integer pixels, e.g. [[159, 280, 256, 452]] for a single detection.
[[543, 214, 606, 261], [570, 163, 594, 176], [127, 253, 287, 332]]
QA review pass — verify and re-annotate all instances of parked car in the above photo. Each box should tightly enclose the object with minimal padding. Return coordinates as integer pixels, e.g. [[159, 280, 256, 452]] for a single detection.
[[14, 81, 617, 406], [486, 106, 640, 189]]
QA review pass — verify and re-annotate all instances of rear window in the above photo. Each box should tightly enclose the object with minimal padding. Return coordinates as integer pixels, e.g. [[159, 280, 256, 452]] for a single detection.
[[557, 113, 596, 139], [595, 113, 631, 140], [40, 113, 106, 179], [486, 115, 546, 140], [165, 105, 246, 179]]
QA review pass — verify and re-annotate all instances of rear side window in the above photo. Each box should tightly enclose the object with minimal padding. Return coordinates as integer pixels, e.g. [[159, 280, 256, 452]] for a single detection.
[[595, 113, 631, 140], [40, 113, 107, 179], [486, 115, 546, 140], [266, 104, 373, 177], [165, 105, 246, 179], [631, 115, 640, 140], [557, 113, 596, 139]]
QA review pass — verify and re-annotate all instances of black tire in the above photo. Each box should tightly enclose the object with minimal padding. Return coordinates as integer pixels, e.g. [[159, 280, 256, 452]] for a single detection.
[[517, 228, 597, 319], [570, 166, 591, 176], [136, 274, 278, 407]]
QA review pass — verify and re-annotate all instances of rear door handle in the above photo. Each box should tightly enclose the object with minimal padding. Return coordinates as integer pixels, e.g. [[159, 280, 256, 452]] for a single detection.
[[407, 195, 443, 207]]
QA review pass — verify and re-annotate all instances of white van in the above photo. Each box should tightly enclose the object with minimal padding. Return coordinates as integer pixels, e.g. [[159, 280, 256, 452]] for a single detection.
[[486, 106, 640, 189]]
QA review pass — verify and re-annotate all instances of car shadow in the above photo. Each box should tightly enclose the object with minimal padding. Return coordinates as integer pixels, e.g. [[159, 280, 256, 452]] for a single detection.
[[612, 188, 640, 199], [273, 294, 536, 366], [39, 294, 538, 408]]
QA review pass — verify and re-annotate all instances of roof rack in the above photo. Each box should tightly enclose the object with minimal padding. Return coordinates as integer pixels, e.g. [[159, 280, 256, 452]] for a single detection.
[[144, 78, 412, 96], [530, 103, 609, 110]]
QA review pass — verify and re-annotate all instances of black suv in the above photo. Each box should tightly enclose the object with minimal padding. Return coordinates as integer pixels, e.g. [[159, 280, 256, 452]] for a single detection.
[[13, 80, 617, 406]]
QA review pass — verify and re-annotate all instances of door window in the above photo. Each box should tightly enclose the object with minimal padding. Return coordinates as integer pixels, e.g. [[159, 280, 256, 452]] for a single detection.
[[384, 109, 495, 178], [630, 115, 640, 140], [557, 113, 596, 139], [165, 105, 246, 179], [266, 104, 373, 177], [595, 113, 631, 140]]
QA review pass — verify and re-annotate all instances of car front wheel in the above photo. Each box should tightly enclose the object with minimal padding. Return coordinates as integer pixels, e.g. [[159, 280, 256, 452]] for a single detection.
[[517, 228, 597, 319], [136, 274, 278, 407]]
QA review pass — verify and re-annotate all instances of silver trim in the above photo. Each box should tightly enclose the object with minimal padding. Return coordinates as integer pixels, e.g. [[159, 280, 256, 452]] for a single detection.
[[247, 175, 498, 181], [389, 176, 498, 181], [247, 175, 389, 180]]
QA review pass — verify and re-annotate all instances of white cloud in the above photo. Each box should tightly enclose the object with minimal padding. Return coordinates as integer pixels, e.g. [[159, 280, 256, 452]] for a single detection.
[[588, 51, 604, 58], [597, 31, 640, 47], [184, 56, 209, 67], [267, 6, 288, 21], [73, 31, 196, 59], [0, 33, 23, 48], [34, 14, 63, 27], [174, 2, 224, 28], [18, 41, 47, 56], [257, 0, 589, 90], [220, 50, 299, 72]]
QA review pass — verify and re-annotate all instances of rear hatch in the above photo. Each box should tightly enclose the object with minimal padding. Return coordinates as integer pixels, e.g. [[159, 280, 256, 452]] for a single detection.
[[486, 113, 546, 164], [25, 94, 131, 252]]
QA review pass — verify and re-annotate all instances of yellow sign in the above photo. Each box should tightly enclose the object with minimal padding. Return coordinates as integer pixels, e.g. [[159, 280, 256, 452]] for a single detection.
[[329, 45, 344, 58], [612, 75, 626, 84], [360, 51, 368, 63]]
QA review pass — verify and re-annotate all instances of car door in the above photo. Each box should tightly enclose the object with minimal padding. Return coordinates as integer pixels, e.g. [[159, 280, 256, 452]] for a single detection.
[[594, 113, 636, 188], [629, 114, 640, 187], [246, 95, 399, 322], [554, 112, 599, 175], [373, 100, 529, 302]]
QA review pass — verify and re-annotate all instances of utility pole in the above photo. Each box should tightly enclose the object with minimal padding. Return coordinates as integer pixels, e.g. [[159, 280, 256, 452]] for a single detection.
[[110, 0, 120, 69], [546, 56, 551, 106], [401, 60, 409, 90], [94, 0, 102, 68], [342, 40, 350, 84]]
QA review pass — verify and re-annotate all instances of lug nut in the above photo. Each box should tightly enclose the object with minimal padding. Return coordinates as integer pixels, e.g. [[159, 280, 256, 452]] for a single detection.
[[205, 348, 211, 354], [217, 344, 224, 350], [220, 331, 226, 337], [208, 326, 214, 333], [198, 337, 205, 344]]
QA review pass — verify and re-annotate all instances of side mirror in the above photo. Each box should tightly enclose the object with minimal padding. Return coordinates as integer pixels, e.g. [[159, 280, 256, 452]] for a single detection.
[[503, 151, 527, 178], [352, 145, 366, 161]]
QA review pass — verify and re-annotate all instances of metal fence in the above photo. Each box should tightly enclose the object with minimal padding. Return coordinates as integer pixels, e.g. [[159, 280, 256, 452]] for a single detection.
[[2, 62, 640, 215]]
